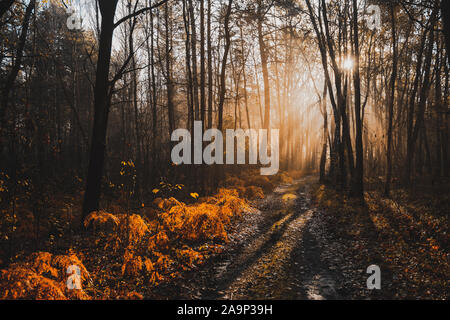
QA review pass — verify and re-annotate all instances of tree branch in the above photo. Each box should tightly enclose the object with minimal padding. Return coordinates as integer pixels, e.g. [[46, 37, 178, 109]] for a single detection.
[[113, 0, 170, 29]]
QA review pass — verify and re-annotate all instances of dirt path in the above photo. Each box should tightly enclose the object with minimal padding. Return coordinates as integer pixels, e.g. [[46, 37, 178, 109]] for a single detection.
[[151, 176, 346, 300]]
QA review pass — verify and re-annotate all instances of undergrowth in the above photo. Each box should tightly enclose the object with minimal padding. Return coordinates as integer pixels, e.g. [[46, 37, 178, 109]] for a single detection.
[[0, 170, 301, 299]]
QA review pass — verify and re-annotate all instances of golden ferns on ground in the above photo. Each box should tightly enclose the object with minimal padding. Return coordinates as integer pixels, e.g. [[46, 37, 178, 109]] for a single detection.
[[121, 188, 246, 281], [222, 173, 285, 200], [160, 202, 229, 242], [87, 188, 248, 290], [121, 250, 143, 278], [152, 188, 247, 243], [2, 185, 251, 299], [0, 267, 66, 300], [84, 210, 119, 233], [214, 188, 248, 218], [118, 214, 149, 245], [0, 251, 90, 300]]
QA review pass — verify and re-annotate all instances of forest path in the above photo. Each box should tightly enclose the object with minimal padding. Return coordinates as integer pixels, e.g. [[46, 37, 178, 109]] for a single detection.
[[152, 176, 341, 300]]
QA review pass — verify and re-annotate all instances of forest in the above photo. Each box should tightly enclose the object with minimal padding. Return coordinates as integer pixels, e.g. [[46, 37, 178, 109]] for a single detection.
[[0, 0, 448, 300]]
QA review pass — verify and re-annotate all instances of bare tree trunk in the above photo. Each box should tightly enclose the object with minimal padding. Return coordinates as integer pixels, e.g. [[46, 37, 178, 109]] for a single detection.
[[384, 3, 397, 197], [319, 83, 328, 183], [128, 3, 141, 199], [188, 0, 199, 121], [183, 0, 194, 131], [406, 28, 427, 182], [82, 0, 119, 218], [442, 54, 449, 177], [351, 0, 364, 199], [441, 0, 450, 63], [239, 25, 251, 129], [217, 0, 233, 131], [252, 53, 264, 128], [1, 0, 35, 135], [165, 2, 175, 136], [200, 0, 206, 127], [257, 5, 270, 130], [207, 0, 213, 129], [149, 1, 158, 178], [406, 7, 437, 184]]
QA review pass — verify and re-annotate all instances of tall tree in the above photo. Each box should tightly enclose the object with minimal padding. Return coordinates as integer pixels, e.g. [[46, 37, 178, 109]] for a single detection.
[[82, 0, 169, 217], [217, 0, 233, 131], [200, 0, 206, 127], [1, 0, 36, 135], [82, 0, 120, 218], [256, 0, 271, 130], [206, 0, 213, 128], [384, 3, 398, 197], [351, 0, 364, 199]]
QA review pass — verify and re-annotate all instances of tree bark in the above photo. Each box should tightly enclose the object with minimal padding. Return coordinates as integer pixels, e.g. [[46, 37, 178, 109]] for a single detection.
[[217, 0, 233, 131], [351, 0, 364, 199], [406, 7, 437, 184], [207, 0, 213, 129], [188, 0, 199, 121], [82, 0, 119, 218], [165, 2, 175, 135], [441, 0, 450, 63], [257, 4, 270, 130], [200, 0, 206, 127], [384, 3, 397, 197], [1, 0, 35, 133]]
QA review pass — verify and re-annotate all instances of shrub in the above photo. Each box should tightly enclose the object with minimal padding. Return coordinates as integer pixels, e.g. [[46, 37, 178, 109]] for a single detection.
[[245, 186, 265, 200], [153, 197, 181, 211], [0, 266, 66, 300], [117, 214, 149, 245], [29, 252, 58, 279], [0, 251, 90, 300], [143, 257, 154, 274], [51, 253, 89, 283], [279, 172, 294, 184], [159, 203, 227, 242], [176, 248, 204, 267], [142, 207, 159, 221], [121, 251, 143, 277], [119, 291, 144, 300], [215, 188, 248, 217], [198, 196, 217, 204], [84, 211, 119, 233], [245, 176, 274, 193]]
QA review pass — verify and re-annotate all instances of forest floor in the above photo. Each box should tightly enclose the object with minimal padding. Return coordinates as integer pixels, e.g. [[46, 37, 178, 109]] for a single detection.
[[149, 176, 448, 300], [1, 173, 448, 300]]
